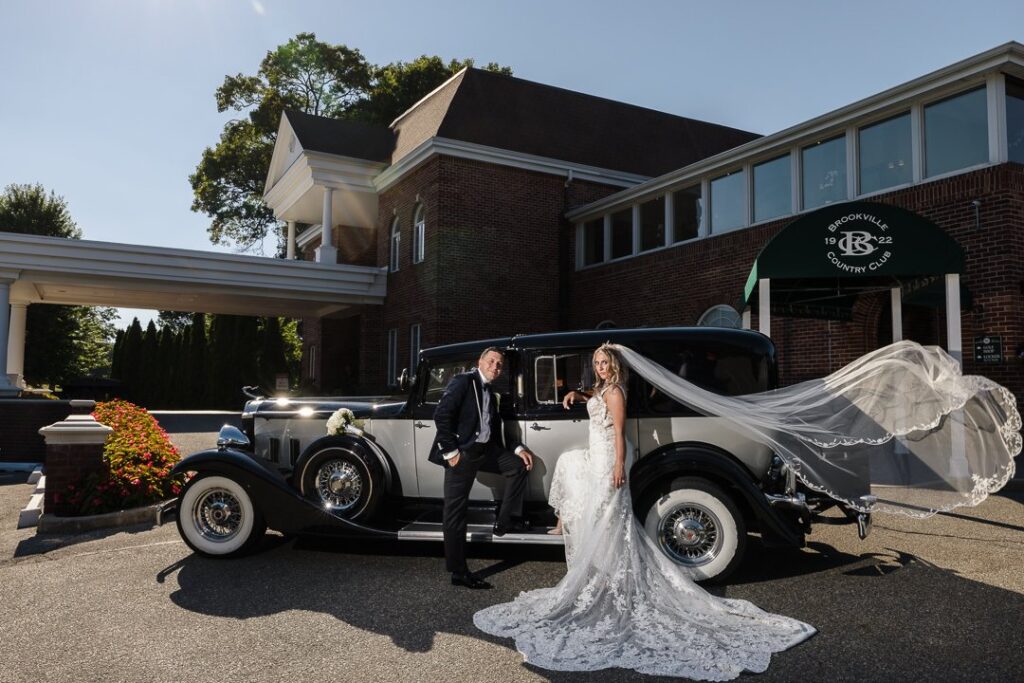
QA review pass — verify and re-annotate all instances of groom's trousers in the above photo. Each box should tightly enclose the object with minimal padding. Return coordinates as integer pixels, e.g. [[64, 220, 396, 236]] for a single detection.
[[442, 441, 528, 573]]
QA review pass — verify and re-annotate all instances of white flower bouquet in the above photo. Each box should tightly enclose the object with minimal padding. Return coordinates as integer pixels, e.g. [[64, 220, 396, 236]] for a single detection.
[[326, 407, 365, 436]]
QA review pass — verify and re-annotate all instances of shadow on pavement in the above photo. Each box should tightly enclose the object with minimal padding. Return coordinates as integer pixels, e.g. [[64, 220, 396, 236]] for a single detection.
[[160, 532, 1024, 681], [13, 522, 160, 557]]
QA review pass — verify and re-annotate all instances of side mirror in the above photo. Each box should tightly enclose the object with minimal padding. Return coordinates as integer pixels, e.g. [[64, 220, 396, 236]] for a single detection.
[[216, 425, 251, 451]]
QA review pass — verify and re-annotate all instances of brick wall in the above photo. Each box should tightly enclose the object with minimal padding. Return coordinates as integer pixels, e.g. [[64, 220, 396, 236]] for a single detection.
[[568, 163, 1024, 398], [0, 399, 71, 463]]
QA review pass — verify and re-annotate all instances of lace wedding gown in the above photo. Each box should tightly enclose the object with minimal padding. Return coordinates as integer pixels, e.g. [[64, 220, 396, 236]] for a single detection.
[[473, 385, 815, 680]]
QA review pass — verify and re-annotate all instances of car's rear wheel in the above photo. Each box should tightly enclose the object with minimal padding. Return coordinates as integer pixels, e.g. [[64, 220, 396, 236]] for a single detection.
[[297, 444, 383, 520], [641, 477, 746, 583], [176, 475, 266, 558]]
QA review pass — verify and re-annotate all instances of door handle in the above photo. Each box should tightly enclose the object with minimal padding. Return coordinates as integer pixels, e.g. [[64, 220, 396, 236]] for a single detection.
[[529, 423, 551, 431], [414, 421, 430, 429]]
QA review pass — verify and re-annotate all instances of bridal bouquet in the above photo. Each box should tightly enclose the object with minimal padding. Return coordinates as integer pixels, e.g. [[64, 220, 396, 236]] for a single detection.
[[326, 408, 365, 436]]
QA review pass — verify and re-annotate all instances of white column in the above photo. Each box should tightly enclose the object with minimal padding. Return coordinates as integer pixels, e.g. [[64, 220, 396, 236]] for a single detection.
[[7, 302, 26, 387], [0, 281, 18, 396], [945, 272, 968, 480], [890, 288, 903, 343], [758, 278, 771, 338], [945, 273, 962, 364], [741, 308, 751, 330], [315, 187, 337, 264], [286, 220, 297, 260], [664, 192, 674, 245]]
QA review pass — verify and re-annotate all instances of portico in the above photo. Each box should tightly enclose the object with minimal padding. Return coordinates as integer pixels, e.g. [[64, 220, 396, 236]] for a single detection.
[[0, 231, 387, 394]]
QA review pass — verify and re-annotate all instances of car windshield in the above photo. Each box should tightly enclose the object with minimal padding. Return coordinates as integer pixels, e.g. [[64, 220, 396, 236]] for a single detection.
[[422, 356, 511, 405]]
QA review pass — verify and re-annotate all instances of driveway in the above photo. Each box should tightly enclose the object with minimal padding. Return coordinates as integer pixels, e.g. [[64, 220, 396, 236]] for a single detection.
[[1, 470, 1022, 682]]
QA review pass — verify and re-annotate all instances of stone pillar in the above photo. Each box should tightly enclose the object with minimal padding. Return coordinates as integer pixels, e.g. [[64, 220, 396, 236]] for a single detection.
[[39, 400, 112, 516], [7, 302, 27, 388], [316, 187, 338, 264]]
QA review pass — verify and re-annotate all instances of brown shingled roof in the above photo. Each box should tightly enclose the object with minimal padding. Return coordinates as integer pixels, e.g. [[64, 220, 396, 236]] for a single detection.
[[284, 109, 395, 163], [286, 68, 761, 177]]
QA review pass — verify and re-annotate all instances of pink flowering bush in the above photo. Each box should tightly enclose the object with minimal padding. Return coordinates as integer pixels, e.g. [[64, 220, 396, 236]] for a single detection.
[[58, 399, 186, 515]]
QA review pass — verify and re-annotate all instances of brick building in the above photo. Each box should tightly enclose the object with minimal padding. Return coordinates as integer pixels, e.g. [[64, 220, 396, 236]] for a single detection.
[[263, 42, 1024, 403]]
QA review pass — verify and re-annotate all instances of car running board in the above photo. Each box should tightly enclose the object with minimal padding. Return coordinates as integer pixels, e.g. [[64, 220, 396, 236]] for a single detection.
[[397, 521, 565, 546]]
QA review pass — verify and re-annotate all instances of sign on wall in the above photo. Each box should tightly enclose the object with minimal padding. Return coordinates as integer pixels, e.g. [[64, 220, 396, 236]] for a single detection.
[[973, 336, 1003, 364]]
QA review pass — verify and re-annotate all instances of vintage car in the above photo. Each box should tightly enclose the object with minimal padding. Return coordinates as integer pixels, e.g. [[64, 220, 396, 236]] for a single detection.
[[173, 327, 868, 581]]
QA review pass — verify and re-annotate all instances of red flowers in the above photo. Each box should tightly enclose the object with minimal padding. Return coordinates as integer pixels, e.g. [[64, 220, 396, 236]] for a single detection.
[[61, 400, 186, 516]]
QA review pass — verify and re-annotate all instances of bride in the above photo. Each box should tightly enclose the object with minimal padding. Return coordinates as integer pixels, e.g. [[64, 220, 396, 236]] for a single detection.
[[473, 344, 816, 679]]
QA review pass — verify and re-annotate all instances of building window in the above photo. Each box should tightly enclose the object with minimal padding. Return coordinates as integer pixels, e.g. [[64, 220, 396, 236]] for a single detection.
[[710, 170, 745, 233], [387, 328, 398, 386], [924, 87, 988, 178], [308, 344, 317, 381], [409, 324, 421, 372], [1005, 77, 1024, 164], [672, 185, 702, 242], [639, 196, 666, 252], [859, 112, 912, 194], [581, 217, 604, 266], [753, 154, 791, 223], [389, 217, 400, 272], [802, 135, 847, 209], [412, 204, 425, 264], [697, 305, 741, 329], [610, 207, 633, 259]]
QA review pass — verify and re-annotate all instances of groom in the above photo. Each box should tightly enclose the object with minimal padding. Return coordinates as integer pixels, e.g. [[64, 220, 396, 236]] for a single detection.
[[431, 347, 534, 589]]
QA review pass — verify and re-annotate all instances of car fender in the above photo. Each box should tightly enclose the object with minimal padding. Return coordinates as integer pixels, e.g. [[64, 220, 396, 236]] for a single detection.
[[630, 442, 803, 547], [172, 448, 396, 538]]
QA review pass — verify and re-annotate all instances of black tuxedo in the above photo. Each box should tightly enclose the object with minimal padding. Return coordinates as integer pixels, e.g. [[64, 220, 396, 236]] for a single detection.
[[431, 369, 528, 573]]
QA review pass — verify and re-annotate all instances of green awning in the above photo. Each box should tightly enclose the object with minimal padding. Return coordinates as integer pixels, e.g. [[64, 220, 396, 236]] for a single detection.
[[743, 201, 967, 317]]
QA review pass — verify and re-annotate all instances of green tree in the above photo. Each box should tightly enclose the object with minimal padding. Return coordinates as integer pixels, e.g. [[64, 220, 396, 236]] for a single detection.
[[0, 184, 116, 386], [116, 318, 144, 403], [157, 310, 192, 333], [190, 33, 511, 250]]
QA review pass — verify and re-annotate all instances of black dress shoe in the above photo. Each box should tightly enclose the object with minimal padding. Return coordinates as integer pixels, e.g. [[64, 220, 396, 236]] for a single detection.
[[451, 572, 492, 589], [493, 519, 531, 537]]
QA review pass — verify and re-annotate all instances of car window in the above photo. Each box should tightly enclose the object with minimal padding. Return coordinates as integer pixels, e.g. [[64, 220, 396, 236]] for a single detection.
[[421, 357, 511, 405], [533, 351, 594, 404], [636, 341, 771, 413]]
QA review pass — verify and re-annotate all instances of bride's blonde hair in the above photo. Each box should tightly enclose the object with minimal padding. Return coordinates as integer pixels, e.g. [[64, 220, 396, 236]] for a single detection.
[[592, 343, 627, 393]]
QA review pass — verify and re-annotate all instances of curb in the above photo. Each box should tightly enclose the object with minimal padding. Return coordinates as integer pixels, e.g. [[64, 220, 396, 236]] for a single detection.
[[36, 499, 177, 534]]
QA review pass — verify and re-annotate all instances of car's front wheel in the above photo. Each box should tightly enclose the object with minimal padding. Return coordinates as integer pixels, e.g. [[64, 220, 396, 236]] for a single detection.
[[297, 443, 384, 520], [641, 477, 746, 582], [176, 475, 266, 558]]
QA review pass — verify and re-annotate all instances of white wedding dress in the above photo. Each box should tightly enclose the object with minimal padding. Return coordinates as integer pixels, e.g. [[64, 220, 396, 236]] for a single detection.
[[473, 385, 815, 680]]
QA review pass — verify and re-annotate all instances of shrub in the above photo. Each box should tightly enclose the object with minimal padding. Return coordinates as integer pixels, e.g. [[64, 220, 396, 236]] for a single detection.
[[58, 399, 186, 515]]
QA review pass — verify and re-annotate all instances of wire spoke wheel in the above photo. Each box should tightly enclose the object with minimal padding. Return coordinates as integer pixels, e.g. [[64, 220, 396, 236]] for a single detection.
[[657, 503, 723, 566], [192, 487, 244, 543], [315, 460, 364, 512]]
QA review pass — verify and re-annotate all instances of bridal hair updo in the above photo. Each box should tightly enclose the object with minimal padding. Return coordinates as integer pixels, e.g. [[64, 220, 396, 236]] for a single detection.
[[592, 343, 628, 393]]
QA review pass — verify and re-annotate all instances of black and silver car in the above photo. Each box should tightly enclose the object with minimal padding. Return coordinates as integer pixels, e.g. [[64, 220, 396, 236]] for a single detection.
[[173, 327, 866, 582]]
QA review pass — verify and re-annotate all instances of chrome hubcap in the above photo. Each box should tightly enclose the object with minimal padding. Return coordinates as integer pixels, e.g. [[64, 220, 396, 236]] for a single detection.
[[316, 460, 363, 511], [658, 503, 722, 566], [193, 488, 243, 542]]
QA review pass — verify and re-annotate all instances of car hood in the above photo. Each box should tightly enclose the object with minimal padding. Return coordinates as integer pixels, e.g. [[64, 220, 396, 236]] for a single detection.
[[243, 395, 406, 419]]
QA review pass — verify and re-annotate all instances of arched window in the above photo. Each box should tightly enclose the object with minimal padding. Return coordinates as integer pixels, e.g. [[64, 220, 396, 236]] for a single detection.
[[389, 217, 400, 273], [697, 305, 741, 329], [412, 204, 425, 264]]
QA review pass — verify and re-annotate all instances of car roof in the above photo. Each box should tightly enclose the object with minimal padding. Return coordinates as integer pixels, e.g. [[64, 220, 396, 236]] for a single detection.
[[420, 327, 773, 360]]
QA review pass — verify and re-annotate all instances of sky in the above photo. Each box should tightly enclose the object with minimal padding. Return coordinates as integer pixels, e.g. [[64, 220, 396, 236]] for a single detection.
[[1, 0, 1022, 328]]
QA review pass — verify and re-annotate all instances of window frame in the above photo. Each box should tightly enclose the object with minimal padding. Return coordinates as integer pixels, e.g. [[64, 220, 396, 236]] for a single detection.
[[389, 217, 401, 273], [386, 328, 398, 386], [412, 204, 425, 264]]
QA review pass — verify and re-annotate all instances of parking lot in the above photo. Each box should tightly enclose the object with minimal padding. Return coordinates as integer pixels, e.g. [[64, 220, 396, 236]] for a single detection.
[[1, 463, 1023, 683]]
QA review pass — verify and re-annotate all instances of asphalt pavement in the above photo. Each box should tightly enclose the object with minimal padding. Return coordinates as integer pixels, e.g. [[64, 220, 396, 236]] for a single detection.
[[1, 450, 1022, 682]]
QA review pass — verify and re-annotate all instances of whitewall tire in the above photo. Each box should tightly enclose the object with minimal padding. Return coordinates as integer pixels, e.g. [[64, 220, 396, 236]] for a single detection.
[[642, 478, 746, 582], [177, 475, 265, 558]]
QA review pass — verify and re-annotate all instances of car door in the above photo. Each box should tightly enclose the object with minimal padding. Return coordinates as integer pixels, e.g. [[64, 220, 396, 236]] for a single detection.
[[411, 353, 512, 500], [519, 349, 605, 499]]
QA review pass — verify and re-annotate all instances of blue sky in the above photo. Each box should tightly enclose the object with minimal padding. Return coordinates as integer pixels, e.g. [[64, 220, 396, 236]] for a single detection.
[[1, 0, 1021, 327]]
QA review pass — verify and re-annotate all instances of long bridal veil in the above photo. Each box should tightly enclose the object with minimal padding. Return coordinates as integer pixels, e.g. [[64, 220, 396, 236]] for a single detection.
[[612, 341, 1020, 517]]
